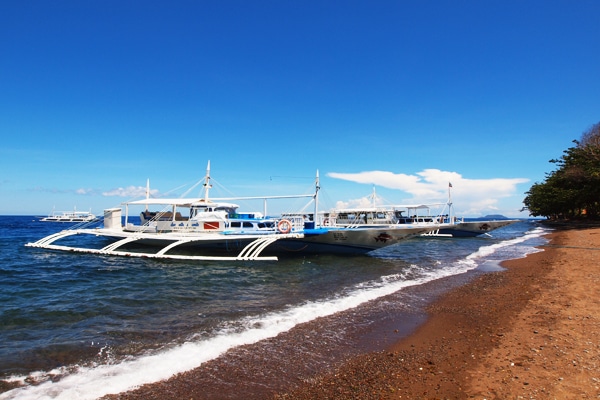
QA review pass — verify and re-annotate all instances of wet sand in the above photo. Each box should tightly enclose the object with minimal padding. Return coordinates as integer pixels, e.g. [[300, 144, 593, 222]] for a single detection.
[[105, 226, 600, 399]]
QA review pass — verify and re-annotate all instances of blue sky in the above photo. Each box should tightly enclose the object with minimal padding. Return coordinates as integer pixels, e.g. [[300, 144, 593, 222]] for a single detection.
[[1, 1, 598, 217]]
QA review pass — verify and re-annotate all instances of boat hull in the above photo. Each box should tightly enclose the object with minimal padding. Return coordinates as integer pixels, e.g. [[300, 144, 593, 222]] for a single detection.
[[25, 225, 430, 260], [266, 226, 428, 255], [438, 220, 518, 237], [40, 218, 97, 223]]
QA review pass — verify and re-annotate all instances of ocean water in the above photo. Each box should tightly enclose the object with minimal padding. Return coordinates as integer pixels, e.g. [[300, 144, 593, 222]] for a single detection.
[[0, 216, 550, 399]]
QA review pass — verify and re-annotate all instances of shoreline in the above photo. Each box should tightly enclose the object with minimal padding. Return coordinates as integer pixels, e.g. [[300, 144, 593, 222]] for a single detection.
[[277, 226, 600, 399], [105, 226, 600, 399]]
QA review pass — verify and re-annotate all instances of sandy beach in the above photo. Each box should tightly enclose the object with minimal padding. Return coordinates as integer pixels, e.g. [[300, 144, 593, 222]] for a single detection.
[[105, 226, 600, 399]]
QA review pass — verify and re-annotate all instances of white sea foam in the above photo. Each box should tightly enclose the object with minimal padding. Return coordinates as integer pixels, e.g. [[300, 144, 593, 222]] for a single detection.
[[0, 271, 429, 400], [452, 226, 548, 271], [1, 226, 550, 400]]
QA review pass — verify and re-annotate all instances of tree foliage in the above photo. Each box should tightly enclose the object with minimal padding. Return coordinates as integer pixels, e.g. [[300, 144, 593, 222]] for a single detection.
[[523, 122, 600, 219]]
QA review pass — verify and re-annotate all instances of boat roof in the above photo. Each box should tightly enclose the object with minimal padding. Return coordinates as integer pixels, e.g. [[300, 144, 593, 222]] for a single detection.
[[125, 193, 314, 208], [391, 203, 446, 209], [125, 198, 238, 208], [126, 198, 200, 206], [333, 207, 388, 213], [333, 203, 446, 213]]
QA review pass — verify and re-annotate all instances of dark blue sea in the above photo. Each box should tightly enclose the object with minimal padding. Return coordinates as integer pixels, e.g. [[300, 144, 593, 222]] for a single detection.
[[0, 216, 549, 399]]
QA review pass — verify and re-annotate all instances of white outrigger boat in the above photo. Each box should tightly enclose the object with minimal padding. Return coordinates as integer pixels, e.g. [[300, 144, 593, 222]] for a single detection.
[[40, 208, 97, 223], [322, 187, 518, 237], [323, 204, 516, 237], [26, 163, 431, 261]]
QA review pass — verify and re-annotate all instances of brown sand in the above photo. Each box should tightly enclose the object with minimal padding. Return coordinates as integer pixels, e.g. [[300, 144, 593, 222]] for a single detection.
[[106, 226, 600, 399], [277, 226, 600, 399]]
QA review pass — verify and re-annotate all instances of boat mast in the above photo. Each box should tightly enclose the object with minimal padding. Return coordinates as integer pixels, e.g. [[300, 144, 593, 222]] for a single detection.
[[145, 179, 150, 212], [370, 185, 377, 207], [203, 161, 212, 202], [448, 182, 454, 222], [314, 170, 320, 227]]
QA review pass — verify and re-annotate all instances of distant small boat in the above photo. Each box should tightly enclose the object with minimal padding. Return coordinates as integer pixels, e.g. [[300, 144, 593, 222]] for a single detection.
[[40, 208, 97, 223]]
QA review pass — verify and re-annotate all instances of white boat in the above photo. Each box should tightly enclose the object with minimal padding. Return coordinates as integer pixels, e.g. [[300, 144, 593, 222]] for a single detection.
[[26, 163, 431, 261], [40, 208, 97, 223], [388, 203, 517, 237], [322, 187, 518, 238]]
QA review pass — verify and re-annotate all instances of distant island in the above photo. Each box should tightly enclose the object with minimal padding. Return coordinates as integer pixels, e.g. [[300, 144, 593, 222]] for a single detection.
[[481, 214, 509, 220]]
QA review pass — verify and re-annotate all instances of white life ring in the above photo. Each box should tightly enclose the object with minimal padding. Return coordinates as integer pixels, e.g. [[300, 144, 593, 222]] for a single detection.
[[277, 219, 292, 234]]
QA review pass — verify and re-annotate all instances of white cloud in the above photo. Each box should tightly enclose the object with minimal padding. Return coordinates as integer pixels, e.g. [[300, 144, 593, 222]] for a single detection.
[[327, 169, 529, 216], [102, 186, 159, 198], [75, 188, 94, 195]]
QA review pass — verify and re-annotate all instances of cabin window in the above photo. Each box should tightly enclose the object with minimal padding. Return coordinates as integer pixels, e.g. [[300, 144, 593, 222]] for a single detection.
[[230, 222, 241, 228], [243, 222, 253, 228]]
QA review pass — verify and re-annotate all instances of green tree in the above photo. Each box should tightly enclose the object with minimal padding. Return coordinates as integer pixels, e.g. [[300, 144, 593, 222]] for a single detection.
[[523, 122, 600, 219]]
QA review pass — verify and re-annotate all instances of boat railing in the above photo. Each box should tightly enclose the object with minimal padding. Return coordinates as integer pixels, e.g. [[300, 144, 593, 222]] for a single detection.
[[290, 216, 306, 232], [130, 216, 308, 235], [321, 215, 336, 227], [273, 215, 305, 233]]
